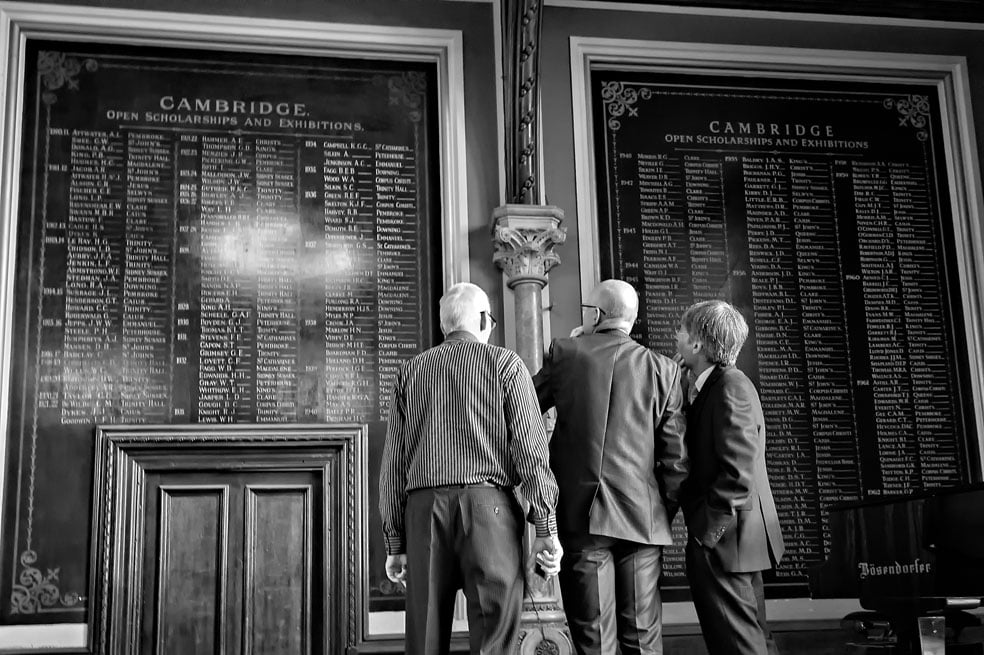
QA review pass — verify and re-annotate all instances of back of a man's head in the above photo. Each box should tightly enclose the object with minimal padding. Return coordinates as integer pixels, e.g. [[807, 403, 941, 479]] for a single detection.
[[681, 300, 748, 366], [439, 282, 489, 335], [591, 279, 639, 328]]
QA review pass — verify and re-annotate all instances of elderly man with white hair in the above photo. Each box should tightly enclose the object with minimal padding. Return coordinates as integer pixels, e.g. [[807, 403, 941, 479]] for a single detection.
[[379, 282, 562, 655]]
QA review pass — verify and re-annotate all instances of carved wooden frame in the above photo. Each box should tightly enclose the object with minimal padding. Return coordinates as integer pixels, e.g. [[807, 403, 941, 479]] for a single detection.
[[89, 424, 365, 654], [0, 5, 468, 650], [569, 36, 984, 627]]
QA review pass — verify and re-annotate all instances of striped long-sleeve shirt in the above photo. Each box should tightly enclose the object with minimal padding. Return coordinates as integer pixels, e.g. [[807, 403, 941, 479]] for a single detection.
[[378, 331, 559, 555]]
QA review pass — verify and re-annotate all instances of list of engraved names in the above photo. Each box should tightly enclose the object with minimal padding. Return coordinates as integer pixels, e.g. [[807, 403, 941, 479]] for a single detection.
[[595, 78, 966, 589], [40, 127, 425, 427]]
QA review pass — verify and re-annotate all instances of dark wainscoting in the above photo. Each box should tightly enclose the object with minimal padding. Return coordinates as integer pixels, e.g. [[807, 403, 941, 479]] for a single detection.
[[88, 424, 364, 655]]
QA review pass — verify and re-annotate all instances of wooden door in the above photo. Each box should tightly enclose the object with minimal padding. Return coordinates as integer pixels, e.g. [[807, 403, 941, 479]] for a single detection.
[[88, 425, 362, 655], [141, 470, 324, 655]]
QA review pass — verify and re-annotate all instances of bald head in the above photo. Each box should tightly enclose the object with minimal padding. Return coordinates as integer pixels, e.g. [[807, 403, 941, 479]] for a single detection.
[[583, 279, 638, 334], [439, 282, 493, 342]]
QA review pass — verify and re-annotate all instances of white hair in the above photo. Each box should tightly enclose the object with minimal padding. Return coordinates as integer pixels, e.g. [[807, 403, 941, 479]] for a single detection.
[[439, 282, 488, 334]]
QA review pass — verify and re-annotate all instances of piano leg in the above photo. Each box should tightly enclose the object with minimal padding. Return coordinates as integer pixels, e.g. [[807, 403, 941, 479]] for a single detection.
[[916, 616, 945, 654], [893, 610, 983, 655]]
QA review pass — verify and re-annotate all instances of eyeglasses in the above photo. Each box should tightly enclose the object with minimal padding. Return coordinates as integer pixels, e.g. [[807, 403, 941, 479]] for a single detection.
[[580, 304, 607, 317], [481, 310, 497, 330]]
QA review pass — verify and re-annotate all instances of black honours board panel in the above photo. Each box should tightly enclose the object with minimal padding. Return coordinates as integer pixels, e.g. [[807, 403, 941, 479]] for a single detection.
[[3, 41, 442, 622], [591, 69, 975, 598]]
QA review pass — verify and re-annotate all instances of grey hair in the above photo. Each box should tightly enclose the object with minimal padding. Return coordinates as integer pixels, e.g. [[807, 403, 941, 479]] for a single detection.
[[594, 279, 638, 324], [439, 282, 487, 334], [680, 300, 748, 366]]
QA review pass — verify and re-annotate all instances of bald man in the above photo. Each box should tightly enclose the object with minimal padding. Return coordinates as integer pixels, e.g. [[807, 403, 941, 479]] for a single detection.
[[379, 282, 562, 655], [533, 279, 688, 655]]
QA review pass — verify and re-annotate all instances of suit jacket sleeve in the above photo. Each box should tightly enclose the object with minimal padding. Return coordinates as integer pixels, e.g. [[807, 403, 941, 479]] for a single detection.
[[532, 339, 557, 412], [702, 376, 759, 547], [655, 363, 688, 511]]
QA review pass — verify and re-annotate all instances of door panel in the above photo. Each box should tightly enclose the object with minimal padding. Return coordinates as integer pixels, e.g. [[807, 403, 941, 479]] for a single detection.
[[155, 488, 227, 655], [244, 486, 312, 655], [141, 473, 321, 655]]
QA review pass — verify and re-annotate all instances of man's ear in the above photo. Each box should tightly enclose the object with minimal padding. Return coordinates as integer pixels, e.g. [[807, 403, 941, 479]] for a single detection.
[[479, 312, 487, 331]]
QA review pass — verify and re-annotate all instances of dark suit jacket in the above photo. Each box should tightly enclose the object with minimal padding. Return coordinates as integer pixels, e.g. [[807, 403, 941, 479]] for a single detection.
[[532, 329, 688, 545], [680, 365, 785, 573]]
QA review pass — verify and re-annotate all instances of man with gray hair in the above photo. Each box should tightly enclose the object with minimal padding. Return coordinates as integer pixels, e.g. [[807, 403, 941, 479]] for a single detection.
[[675, 299, 785, 655], [379, 282, 562, 654], [533, 279, 688, 655]]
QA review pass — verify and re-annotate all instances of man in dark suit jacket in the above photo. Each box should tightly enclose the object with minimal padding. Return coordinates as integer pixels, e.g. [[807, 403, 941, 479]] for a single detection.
[[675, 300, 785, 655], [533, 279, 688, 655]]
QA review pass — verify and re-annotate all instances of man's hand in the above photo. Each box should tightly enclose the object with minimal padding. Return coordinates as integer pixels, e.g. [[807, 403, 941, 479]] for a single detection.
[[530, 535, 563, 578], [569, 326, 584, 338], [385, 554, 408, 587]]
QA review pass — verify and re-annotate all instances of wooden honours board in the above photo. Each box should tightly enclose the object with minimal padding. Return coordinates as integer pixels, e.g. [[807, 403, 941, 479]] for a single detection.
[[3, 40, 443, 621], [590, 69, 977, 598]]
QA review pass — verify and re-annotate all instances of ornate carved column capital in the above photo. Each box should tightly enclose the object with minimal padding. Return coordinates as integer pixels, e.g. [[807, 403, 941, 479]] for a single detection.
[[492, 204, 567, 288]]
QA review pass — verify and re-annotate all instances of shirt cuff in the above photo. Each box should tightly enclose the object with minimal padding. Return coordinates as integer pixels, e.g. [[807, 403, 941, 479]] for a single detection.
[[384, 534, 406, 555], [533, 513, 557, 537]]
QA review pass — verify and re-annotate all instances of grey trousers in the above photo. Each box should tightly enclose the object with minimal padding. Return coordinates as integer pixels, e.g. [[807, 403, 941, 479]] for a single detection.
[[404, 486, 524, 655], [685, 538, 780, 655], [559, 534, 665, 655]]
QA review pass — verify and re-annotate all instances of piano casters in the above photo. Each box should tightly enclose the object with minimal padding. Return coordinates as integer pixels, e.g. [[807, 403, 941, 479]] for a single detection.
[[840, 610, 894, 652], [839, 601, 983, 654]]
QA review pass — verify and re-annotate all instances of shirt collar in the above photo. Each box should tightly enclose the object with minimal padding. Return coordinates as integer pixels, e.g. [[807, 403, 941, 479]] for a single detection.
[[694, 365, 715, 392], [444, 330, 479, 343]]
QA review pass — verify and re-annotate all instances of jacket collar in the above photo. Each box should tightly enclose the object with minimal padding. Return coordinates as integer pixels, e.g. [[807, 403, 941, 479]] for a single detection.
[[689, 364, 728, 415], [594, 327, 631, 338]]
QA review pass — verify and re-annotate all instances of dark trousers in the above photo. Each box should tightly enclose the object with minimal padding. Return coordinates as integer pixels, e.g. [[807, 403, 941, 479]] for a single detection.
[[685, 539, 780, 655], [558, 534, 664, 655], [404, 486, 524, 655]]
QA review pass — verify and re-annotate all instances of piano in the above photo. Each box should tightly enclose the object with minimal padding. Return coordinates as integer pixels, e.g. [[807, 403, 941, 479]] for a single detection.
[[809, 482, 984, 653]]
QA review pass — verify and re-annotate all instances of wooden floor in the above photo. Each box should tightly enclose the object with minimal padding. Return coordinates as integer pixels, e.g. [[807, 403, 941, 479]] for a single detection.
[[432, 623, 984, 655]]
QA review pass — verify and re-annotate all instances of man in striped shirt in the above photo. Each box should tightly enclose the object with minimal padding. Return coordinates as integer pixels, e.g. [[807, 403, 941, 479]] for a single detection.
[[379, 282, 562, 655]]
